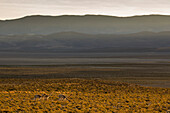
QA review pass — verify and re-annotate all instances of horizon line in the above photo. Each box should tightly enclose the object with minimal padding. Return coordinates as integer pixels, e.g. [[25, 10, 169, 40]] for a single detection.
[[1, 14, 170, 21]]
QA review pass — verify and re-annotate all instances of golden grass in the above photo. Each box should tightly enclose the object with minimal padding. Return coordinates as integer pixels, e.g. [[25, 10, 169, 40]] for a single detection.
[[0, 79, 169, 112]]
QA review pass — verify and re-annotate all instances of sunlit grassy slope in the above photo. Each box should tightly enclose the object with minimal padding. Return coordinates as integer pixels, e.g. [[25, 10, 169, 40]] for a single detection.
[[0, 79, 169, 112]]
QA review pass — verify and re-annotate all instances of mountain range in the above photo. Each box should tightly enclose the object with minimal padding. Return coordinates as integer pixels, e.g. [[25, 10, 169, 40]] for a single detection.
[[1, 15, 170, 35], [0, 15, 170, 52], [0, 31, 170, 52]]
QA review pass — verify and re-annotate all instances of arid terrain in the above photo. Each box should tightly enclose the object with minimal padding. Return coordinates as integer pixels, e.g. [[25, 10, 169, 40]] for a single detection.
[[1, 8, 170, 113], [0, 52, 169, 112], [0, 78, 169, 112], [0, 61, 170, 112]]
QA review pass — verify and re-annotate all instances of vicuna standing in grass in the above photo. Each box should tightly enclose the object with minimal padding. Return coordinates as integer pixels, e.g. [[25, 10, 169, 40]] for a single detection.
[[58, 94, 72, 102], [33, 92, 54, 101], [33, 95, 42, 101]]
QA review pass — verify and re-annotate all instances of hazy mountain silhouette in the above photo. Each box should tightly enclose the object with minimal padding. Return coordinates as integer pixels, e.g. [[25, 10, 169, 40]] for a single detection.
[[0, 31, 170, 52], [1, 15, 170, 35]]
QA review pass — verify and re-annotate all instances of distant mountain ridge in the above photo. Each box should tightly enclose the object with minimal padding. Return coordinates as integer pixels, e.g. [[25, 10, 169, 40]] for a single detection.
[[0, 31, 170, 52], [1, 15, 170, 35]]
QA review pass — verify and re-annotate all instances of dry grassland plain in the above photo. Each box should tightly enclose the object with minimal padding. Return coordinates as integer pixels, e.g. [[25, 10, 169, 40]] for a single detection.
[[0, 63, 169, 112]]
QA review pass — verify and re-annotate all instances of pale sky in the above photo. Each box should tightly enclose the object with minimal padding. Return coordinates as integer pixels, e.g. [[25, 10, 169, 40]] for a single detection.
[[0, 0, 170, 20]]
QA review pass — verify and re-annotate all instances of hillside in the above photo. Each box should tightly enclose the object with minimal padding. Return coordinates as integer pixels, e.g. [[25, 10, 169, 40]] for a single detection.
[[0, 31, 170, 52], [0, 15, 170, 35]]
